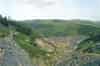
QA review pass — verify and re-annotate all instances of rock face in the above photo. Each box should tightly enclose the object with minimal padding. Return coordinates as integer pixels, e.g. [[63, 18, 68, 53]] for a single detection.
[[0, 38, 33, 66]]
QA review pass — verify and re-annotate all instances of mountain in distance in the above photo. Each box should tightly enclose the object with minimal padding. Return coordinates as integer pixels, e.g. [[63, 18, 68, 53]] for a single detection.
[[19, 19, 100, 37]]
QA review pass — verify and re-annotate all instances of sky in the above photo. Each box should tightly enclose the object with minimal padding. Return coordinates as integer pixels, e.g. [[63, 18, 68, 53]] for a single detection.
[[0, 0, 100, 20]]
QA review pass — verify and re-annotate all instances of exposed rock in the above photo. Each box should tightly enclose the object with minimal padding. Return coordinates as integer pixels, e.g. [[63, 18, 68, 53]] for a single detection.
[[0, 38, 33, 66]]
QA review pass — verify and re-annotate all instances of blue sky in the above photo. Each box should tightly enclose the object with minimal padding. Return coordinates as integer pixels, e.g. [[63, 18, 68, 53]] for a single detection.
[[76, 0, 99, 8], [0, 0, 100, 20], [78, 0, 100, 20]]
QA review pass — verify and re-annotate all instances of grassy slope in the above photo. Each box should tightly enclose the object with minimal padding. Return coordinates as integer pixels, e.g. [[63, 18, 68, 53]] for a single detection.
[[1, 19, 100, 66], [21, 20, 79, 37], [20, 19, 99, 37]]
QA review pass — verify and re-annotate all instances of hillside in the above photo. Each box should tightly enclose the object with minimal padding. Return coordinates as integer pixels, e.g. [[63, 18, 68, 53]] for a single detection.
[[16, 20, 100, 66], [19, 19, 100, 37], [0, 16, 100, 66]]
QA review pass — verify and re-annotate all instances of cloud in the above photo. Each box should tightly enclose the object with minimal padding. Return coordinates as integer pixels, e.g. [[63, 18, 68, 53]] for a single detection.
[[0, 0, 100, 20], [17, 0, 56, 8], [14, 0, 80, 20]]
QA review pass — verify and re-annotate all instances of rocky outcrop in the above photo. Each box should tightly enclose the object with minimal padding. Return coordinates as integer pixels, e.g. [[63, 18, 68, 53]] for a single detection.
[[0, 38, 33, 66]]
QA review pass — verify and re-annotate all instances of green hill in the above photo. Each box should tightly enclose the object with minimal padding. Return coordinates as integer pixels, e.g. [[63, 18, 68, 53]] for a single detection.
[[19, 19, 99, 37], [1, 15, 100, 66]]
